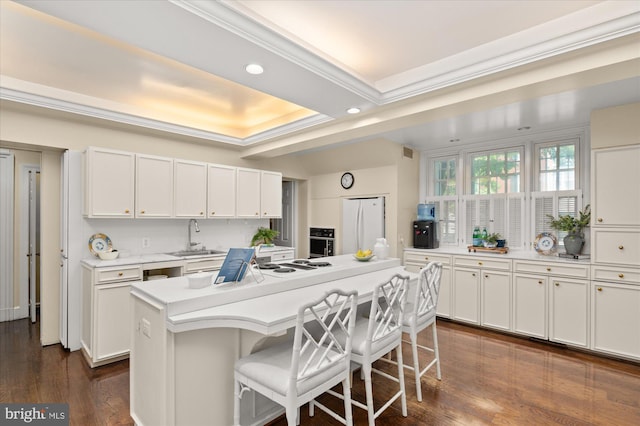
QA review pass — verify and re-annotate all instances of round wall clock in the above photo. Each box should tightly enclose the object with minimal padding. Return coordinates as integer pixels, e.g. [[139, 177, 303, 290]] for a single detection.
[[341, 172, 354, 189]]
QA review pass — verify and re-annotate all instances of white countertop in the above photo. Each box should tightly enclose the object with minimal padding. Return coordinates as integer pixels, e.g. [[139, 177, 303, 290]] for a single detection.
[[168, 265, 416, 335], [404, 246, 591, 264], [130, 254, 402, 318], [81, 253, 190, 268]]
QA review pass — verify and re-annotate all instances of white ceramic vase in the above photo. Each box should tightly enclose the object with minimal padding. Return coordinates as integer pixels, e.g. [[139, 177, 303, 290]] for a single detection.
[[373, 238, 389, 260]]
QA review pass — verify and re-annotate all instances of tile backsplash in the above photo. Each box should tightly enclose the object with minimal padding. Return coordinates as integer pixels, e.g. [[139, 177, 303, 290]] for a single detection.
[[82, 218, 269, 258]]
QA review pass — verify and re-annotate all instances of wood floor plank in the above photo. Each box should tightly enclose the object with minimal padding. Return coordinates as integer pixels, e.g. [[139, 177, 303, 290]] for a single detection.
[[1, 318, 639, 425]]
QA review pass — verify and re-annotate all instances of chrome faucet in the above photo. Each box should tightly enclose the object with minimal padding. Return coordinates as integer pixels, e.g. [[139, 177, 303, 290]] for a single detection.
[[188, 219, 200, 250]]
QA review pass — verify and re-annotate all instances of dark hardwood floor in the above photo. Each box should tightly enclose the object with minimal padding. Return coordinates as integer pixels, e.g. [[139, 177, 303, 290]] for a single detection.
[[2, 317, 639, 425]]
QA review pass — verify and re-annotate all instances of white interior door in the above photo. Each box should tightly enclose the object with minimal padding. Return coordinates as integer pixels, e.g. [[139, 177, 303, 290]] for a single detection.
[[0, 151, 15, 322], [29, 170, 40, 323]]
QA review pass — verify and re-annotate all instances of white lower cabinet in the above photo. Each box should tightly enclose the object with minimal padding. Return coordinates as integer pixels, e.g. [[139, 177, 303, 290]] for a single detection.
[[82, 264, 142, 367], [453, 268, 480, 324], [403, 250, 452, 318], [513, 274, 547, 339], [452, 255, 512, 327], [549, 278, 589, 347], [512, 260, 590, 346], [481, 270, 511, 331], [591, 274, 640, 361]]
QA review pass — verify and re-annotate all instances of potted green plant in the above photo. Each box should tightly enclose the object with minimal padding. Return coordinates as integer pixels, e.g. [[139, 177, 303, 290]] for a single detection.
[[483, 232, 502, 248], [251, 227, 279, 247], [547, 204, 591, 255]]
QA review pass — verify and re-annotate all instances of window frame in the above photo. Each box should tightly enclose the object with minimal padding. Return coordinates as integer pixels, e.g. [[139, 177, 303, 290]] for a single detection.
[[465, 146, 524, 195], [534, 138, 580, 192]]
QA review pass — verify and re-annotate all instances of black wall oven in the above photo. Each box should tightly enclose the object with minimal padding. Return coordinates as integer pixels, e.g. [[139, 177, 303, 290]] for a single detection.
[[309, 227, 335, 258]]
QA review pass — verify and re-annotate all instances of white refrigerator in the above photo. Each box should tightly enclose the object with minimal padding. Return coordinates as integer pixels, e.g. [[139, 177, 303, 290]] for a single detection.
[[60, 150, 83, 351], [342, 197, 385, 254]]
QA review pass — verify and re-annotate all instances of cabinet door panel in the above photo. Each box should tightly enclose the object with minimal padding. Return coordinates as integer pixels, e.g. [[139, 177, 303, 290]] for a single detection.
[[208, 164, 236, 218], [136, 155, 173, 217], [550, 278, 588, 347], [436, 267, 451, 318], [592, 145, 640, 226], [236, 168, 261, 218], [86, 148, 134, 217], [513, 274, 547, 339], [174, 160, 207, 218], [453, 268, 479, 324], [592, 282, 640, 359], [260, 171, 282, 218], [481, 271, 511, 331], [95, 283, 131, 361]]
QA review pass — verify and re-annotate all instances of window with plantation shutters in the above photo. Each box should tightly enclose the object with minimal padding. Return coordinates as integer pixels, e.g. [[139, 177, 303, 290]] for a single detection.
[[531, 190, 582, 247], [462, 195, 524, 247], [425, 197, 458, 245]]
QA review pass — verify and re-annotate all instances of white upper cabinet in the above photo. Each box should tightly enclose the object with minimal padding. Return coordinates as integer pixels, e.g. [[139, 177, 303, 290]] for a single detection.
[[592, 145, 640, 227], [136, 154, 173, 218], [85, 147, 134, 218], [260, 170, 283, 218], [236, 168, 261, 218], [174, 159, 207, 218], [208, 164, 236, 218]]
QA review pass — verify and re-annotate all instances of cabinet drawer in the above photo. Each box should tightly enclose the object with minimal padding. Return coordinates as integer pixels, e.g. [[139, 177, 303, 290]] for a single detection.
[[184, 257, 224, 274], [95, 265, 142, 284], [591, 265, 640, 285], [514, 260, 589, 279], [453, 256, 511, 271], [271, 251, 294, 262], [592, 229, 640, 266], [404, 250, 451, 266]]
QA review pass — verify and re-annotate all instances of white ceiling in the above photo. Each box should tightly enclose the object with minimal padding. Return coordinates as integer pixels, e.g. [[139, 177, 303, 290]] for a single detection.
[[1, 0, 639, 157]]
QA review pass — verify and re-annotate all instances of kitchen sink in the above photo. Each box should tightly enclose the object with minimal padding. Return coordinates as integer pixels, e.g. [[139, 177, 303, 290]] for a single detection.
[[168, 249, 227, 257]]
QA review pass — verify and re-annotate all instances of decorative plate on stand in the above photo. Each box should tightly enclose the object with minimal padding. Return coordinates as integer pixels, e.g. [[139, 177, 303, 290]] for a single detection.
[[534, 232, 557, 255], [88, 233, 112, 256]]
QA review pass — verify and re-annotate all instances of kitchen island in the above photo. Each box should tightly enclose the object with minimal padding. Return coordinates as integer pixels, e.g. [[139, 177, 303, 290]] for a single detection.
[[129, 254, 416, 426]]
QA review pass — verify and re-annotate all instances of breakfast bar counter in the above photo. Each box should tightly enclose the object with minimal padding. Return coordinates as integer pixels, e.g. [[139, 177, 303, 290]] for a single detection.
[[129, 255, 416, 426]]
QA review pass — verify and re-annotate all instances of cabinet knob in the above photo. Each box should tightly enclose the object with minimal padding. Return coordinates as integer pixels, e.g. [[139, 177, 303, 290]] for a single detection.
[[140, 210, 145, 214], [60, 263, 63, 267], [555, 282, 559, 286], [200, 211, 204, 215], [424, 257, 429, 261], [211, 211, 215, 215], [60, 249, 63, 252], [478, 261, 483, 266], [125, 209, 130, 213], [472, 273, 476, 277], [597, 287, 603, 292], [618, 245, 624, 250], [546, 267, 551, 272], [118, 272, 123, 276], [597, 217, 603, 222], [618, 273, 624, 278], [538, 280, 543, 284], [484, 274, 489, 278], [255, 212, 259, 216]]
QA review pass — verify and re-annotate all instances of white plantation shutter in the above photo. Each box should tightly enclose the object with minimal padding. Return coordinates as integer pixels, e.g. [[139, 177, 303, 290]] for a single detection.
[[531, 190, 582, 248], [507, 195, 525, 249], [426, 197, 458, 246], [491, 197, 506, 237]]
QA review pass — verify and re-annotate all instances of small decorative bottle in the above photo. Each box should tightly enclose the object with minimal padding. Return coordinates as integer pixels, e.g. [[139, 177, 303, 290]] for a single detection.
[[472, 227, 481, 246]]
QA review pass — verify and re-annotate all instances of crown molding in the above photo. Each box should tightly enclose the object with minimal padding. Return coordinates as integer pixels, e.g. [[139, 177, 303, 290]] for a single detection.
[[173, 0, 381, 104], [177, 1, 639, 107], [0, 85, 331, 146]]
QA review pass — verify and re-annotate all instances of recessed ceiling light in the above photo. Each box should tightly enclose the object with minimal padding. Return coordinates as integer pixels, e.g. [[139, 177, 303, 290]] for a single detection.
[[346, 107, 361, 114], [245, 63, 264, 75]]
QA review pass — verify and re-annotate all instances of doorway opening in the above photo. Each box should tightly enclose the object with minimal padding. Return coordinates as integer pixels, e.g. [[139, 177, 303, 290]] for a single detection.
[[271, 180, 295, 248]]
